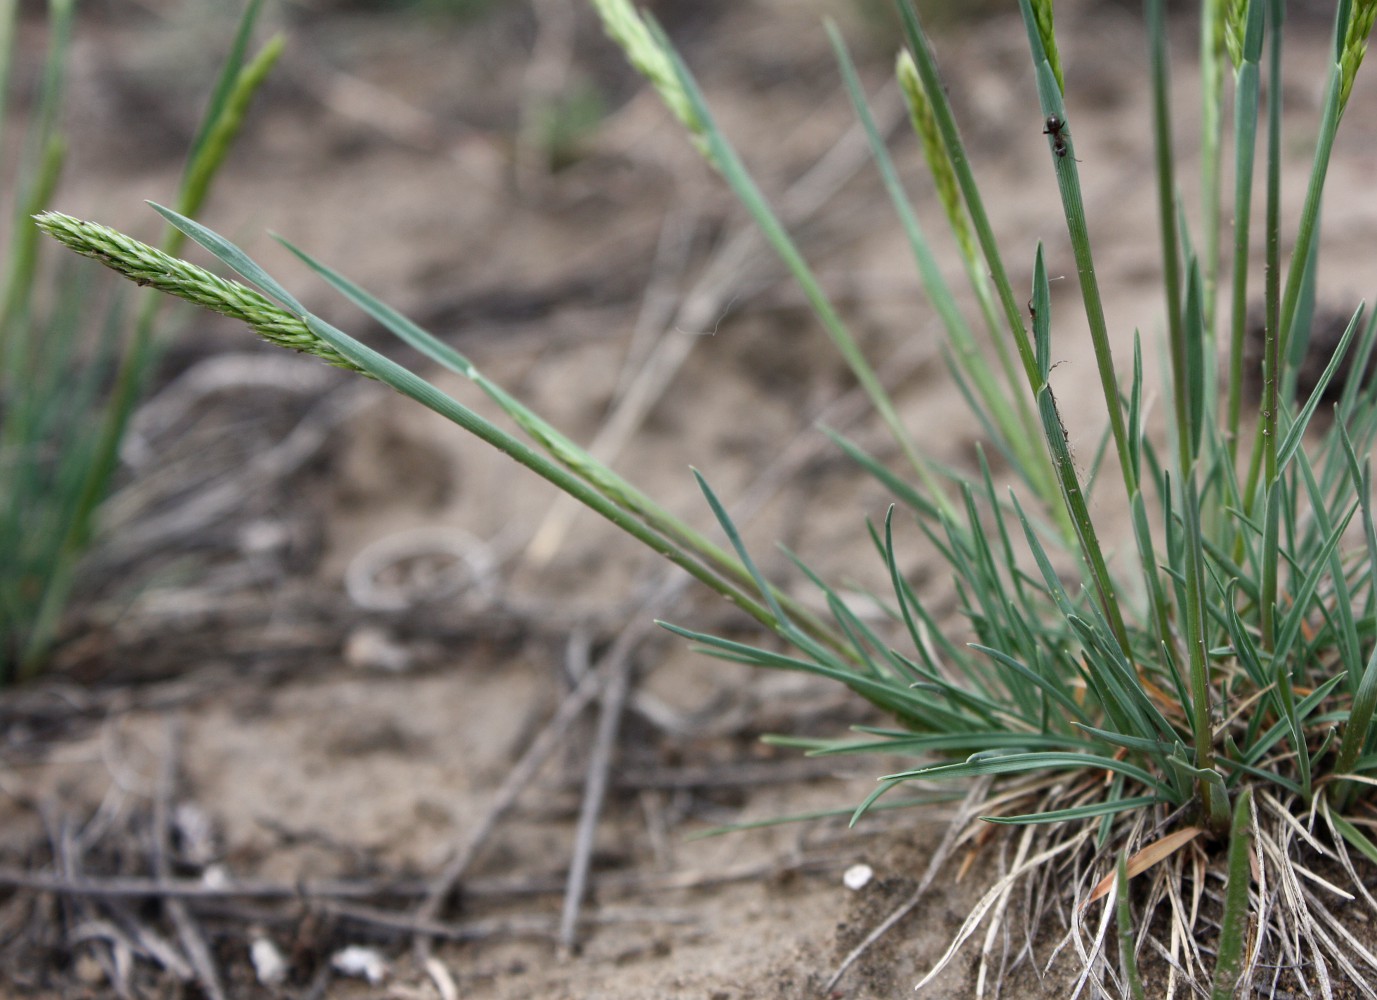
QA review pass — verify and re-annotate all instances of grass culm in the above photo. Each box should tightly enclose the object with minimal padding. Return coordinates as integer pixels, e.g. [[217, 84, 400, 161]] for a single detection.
[[36, 0, 1377, 993]]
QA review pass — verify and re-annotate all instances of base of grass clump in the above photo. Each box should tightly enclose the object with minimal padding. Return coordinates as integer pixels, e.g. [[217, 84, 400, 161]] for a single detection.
[[893, 784, 1377, 997]]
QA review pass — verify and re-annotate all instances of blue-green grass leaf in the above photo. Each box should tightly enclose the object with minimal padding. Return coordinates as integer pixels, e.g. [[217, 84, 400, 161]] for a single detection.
[[687, 792, 963, 840], [984, 795, 1161, 826], [883, 751, 1170, 794], [148, 203, 307, 315], [805, 731, 1095, 758], [658, 622, 968, 731], [1272, 498, 1358, 666]]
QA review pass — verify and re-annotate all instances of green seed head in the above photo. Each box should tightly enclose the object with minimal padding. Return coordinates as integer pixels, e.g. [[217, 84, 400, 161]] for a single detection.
[[588, 0, 711, 161], [897, 51, 975, 264], [33, 211, 368, 377], [1340, 0, 1377, 113], [1223, 0, 1246, 70], [1030, 0, 1066, 94]]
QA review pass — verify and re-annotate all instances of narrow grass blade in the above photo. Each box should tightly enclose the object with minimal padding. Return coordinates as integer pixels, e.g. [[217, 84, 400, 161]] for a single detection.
[[805, 730, 1096, 759], [657, 622, 954, 731], [182, 0, 264, 180], [1272, 498, 1358, 666], [1028, 247, 1132, 656], [969, 644, 1091, 728], [1210, 789, 1255, 999], [1146, 0, 1190, 467], [1179, 470, 1230, 829], [0, 0, 72, 341], [1275, 303, 1365, 471], [983, 795, 1161, 826], [1116, 852, 1148, 1000], [0, 0, 17, 154], [883, 752, 1170, 796], [1330, 809, 1377, 867], [174, 33, 284, 247], [148, 203, 308, 315], [1018, 0, 1139, 512]]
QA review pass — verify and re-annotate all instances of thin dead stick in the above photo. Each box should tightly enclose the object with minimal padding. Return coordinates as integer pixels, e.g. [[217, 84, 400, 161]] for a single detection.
[[331, 899, 696, 943], [424, 957, 460, 1000], [557, 612, 652, 951], [0, 852, 840, 908], [0, 868, 429, 900], [409, 630, 617, 955], [612, 207, 700, 402], [823, 777, 992, 994], [978, 824, 1042, 999], [106, 907, 198, 992], [153, 717, 226, 1000], [69, 919, 139, 997]]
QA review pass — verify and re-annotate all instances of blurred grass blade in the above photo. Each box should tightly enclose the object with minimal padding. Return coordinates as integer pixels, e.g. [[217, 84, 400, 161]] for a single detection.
[[1116, 852, 1148, 1000], [1210, 789, 1254, 998], [1226, 0, 1267, 456], [180, 0, 267, 197]]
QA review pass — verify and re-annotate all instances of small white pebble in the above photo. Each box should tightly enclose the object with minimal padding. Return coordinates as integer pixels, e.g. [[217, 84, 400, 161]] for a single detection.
[[332, 945, 388, 985], [843, 863, 874, 891], [173, 802, 219, 867], [239, 519, 291, 555], [344, 626, 414, 673], [250, 937, 288, 987]]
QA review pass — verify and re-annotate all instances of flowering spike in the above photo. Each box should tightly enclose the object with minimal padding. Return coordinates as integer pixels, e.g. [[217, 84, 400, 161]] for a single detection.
[[34, 211, 368, 377]]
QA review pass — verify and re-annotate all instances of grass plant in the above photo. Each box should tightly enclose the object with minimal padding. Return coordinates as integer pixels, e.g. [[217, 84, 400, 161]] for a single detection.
[[36, 0, 1377, 991], [0, 0, 280, 682]]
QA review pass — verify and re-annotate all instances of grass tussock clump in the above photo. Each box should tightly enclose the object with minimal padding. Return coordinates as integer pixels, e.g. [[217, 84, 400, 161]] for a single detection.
[[36, 0, 1377, 993]]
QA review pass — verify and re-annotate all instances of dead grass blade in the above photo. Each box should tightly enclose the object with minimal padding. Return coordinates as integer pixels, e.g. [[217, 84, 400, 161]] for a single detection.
[[1082, 826, 1205, 909]]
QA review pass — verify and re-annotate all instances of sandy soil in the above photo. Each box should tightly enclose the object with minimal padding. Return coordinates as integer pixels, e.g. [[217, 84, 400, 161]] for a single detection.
[[3, 1, 1377, 997]]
